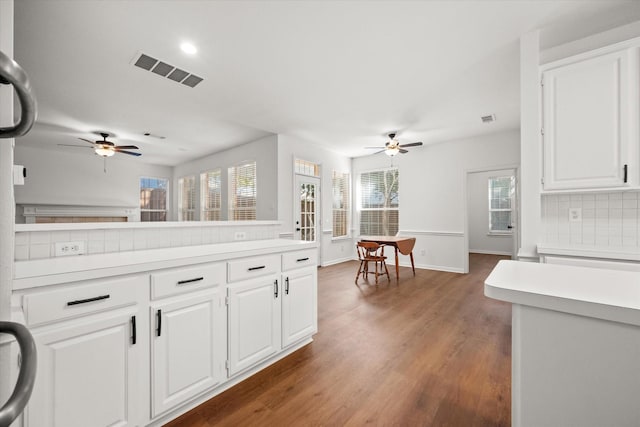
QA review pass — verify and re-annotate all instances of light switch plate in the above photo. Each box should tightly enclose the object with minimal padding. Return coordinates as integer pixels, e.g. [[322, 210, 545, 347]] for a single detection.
[[569, 208, 582, 222]]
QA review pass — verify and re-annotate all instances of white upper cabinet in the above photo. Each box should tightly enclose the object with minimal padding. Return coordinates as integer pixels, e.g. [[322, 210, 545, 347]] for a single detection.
[[541, 46, 638, 191]]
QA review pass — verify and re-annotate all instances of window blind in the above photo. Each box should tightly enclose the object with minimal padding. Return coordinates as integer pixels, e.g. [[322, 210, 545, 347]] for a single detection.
[[359, 169, 399, 236], [178, 175, 196, 221], [295, 158, 320, 177], [229, 161, 257, 221], [201, 169, 222, 221], [332, 171, 350, 237]]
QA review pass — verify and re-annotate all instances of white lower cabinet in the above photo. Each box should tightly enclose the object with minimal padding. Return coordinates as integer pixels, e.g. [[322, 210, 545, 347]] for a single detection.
[[15, 243, 318, 427], [150, 289, 225, 417], [25, 307, 142, 427], [227, 275, 281, 376], [282, 268, 317, 347]]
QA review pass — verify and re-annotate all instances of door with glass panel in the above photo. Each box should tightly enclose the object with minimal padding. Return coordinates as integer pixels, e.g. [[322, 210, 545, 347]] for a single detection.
[[294, 175, 320, 256]]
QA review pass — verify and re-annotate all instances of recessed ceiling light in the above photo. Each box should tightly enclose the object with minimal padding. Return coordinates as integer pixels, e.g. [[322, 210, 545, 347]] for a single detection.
[[180, 42, 197, 55]]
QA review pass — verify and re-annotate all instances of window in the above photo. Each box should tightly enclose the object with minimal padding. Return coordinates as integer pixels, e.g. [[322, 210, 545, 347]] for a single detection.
[[295, 158, 320, 177], [139, 177, 168, 221], [488, 175, 515, 233], [332, 170, 350, 238], [359, 168, 399, 236], [229, 161, 257, 220], [178, 176, 196, 221], [201, 169, 222, 221]]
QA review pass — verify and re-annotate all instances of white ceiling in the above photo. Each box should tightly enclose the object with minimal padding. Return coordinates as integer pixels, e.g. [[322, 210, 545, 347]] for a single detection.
[[13, 0, 640, 165]]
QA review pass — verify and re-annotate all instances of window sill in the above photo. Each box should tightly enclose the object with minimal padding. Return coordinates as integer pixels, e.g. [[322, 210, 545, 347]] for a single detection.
[[331, 235, 352, 242], [487, 232, 513, 237]]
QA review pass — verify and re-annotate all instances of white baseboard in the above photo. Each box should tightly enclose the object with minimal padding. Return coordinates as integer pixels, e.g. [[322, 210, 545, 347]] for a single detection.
[[321, 256, 355, 267], [469, 249, 512, 256]]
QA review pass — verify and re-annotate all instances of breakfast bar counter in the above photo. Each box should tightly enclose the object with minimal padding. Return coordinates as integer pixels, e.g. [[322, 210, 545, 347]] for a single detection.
[[485, 260, 640, 427]]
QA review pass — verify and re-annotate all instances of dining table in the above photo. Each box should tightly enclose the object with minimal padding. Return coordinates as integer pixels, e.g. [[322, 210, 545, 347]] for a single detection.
[[359, 235, 416, 280]]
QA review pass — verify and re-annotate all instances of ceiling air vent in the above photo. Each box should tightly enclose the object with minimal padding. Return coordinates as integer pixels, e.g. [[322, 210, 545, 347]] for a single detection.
[[132, 53, 203, 88], [481, 114, 496, 123]]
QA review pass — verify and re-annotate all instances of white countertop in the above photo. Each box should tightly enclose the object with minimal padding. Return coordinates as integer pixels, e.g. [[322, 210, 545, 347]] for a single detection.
[[15, 220, 282, 232], [537, 244, 640, 262], [485, 260, 640, 326], [13, 239, 316, 290]]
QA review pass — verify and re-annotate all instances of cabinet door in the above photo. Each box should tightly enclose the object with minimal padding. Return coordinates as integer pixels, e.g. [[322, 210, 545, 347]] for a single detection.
[[542, 48, 633, 190], [227, 275, 281, 376], [282, 268, 317, 348], [25, 310, 141, 427], [150, 290, 225, 417]]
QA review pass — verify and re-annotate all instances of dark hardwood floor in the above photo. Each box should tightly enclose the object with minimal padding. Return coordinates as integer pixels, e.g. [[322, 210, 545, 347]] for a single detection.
[[165, 253, 512, 426]]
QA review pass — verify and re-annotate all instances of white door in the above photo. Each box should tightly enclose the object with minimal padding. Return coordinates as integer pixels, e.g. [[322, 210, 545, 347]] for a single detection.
[[151, 290, 225, 417], [227, 275, 281, 376], [293, 175, 320, 263], [542, 48, 631, 190], [282, 268, 317, 348], [26, 310, 141, 427]]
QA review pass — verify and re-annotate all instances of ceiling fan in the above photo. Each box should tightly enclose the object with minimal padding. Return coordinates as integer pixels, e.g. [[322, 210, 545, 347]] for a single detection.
[[59, 132, 142, 157], [365, 133, 423, 156]]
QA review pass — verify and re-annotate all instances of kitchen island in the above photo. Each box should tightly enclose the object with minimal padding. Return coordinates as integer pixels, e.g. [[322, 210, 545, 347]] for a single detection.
[[485, 260, 640, 427]]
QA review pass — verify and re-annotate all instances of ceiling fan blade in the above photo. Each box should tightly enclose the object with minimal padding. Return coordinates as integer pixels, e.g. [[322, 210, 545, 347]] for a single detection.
[[58, 144, 93, 148], [78, 138, 97, 145], [116, 150, 142, 157], [399, 148, 409, 154], [114, 145, 139, 150], [373, 149, 386, 155], [364, 146, 386, 149], [398, 142, 423, 148]]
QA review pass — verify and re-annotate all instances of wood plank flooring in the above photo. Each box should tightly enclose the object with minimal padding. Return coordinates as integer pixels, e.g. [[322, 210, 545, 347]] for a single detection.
[[165, 253, 511, 426]]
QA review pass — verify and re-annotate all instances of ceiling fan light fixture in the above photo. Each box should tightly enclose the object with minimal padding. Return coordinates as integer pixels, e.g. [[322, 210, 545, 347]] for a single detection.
[[95, 146, 115, 157], [385, 146, 399, 157]]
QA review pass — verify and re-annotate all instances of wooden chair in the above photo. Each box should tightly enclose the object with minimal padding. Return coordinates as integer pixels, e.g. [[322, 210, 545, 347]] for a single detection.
[[355, 241, 390, 284]]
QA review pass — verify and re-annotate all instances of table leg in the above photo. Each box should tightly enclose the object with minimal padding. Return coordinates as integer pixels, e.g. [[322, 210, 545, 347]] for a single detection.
[[394, 247, 399, 280], [410, 252, 415, 275]]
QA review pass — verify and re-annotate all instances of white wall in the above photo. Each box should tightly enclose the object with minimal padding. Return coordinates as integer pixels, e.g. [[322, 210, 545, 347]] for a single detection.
[[172, 135, 278, 221], [467, 169, 514, 255], [352, 129, 520, 273], [14, 144, 172, 217], [277, 134, 352, 266]]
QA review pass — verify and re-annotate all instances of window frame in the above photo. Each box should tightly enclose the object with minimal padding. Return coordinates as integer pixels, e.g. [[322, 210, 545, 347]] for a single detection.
[[178, 175, 197, 221], [228, 160, 257, 221], [357, 167, 399, 236], [200, 169, 222, 221], [331, 170, 350, 239], [487, 175, 515, 235], [139, 176, 169, 222]]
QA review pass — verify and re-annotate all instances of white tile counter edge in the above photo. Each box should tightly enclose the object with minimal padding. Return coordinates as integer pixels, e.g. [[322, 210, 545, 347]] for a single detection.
[[485, 260, 640, 326], [537, 244, 640, 261], [15, 220, 282, 232], [14, 239, 316, 290]]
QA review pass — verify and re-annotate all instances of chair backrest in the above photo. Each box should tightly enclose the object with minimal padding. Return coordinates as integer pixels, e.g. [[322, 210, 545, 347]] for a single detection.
[[356, 241, 383, 260]]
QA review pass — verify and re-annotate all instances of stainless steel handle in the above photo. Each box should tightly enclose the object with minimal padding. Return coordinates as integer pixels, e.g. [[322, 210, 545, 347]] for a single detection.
[[0, 321, 37, 426], [0, 50, 37, 138]]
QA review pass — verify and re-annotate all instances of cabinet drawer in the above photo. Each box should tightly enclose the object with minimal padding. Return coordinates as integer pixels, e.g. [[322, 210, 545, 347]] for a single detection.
[[227, 254, 280, 283], [151, 263, 224, 300], [23, 275, 144, 327], [282, 249, 317, 271]]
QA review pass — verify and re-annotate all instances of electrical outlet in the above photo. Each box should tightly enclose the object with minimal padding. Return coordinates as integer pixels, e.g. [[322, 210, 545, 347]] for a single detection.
[[420, 249, 426, 256], [234, 231, 246, 240], [569, 208, 582, 222], [340, 244, 344, 252], [55, 241, 85, 256]]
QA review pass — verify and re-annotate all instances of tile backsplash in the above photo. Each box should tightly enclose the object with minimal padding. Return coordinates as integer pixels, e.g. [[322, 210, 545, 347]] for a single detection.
[[541, 191, 640, 248], [15, 223, 283, 261]]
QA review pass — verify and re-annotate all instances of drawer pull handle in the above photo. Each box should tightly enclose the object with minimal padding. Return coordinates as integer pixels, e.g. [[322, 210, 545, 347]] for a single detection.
[[296, 257, 309, 262], [131, 316, 137, 345], [248, 266, 266, 271], [285, 277, 289, 295], [177, 277, 204, 285], [66, 294, 110, 306], [156, 309, 162, 337]]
